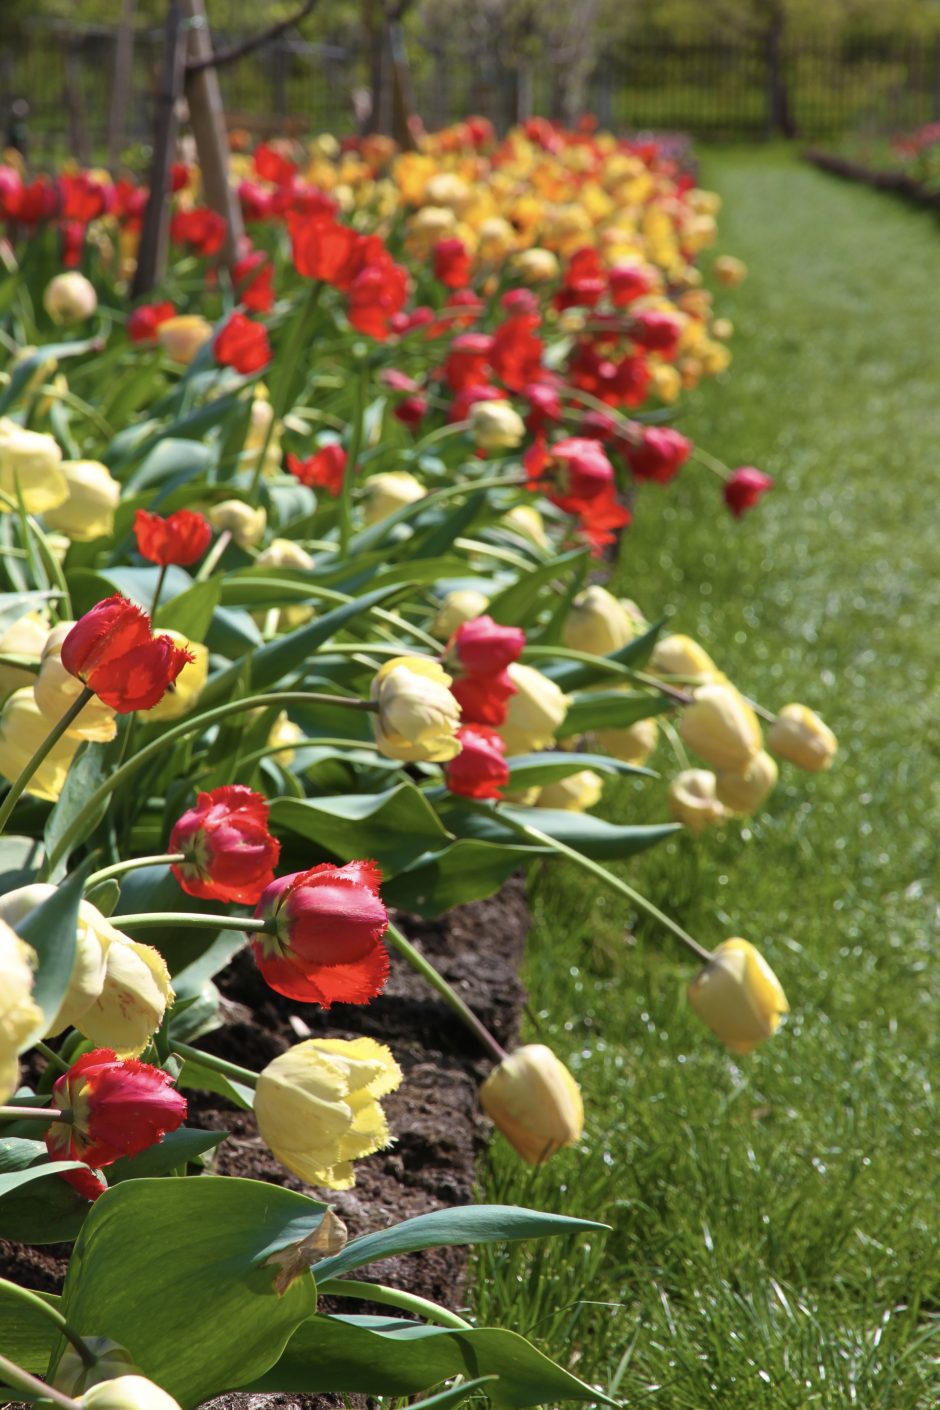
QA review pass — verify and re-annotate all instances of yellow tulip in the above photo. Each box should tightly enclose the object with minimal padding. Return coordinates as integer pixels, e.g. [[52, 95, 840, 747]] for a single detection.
[[0, 609, 48, 699], [713, 254, 747, 287], [688, 938, 788, 1054], [371, 656, 461, 763], [595, 715, 659, 766], [34, 623, 118, 742], [649, 632, 720, 684], [430, 589, 489, 640], [536, 770, 604, 813], [680, 683, 762, 772], [563, 585, 637, 657], [43, 271, 97, 324], [0, 417, 67, 515], [668, 768, 727, 833], [42, 459, 120, 542], [480, 1044, 583, 1164], [0, 918, 42, 1102], [498, 663, 569, 756], [715, 750, 778, 814], [0, 884, 108, 1038], [142, 633, 208, 722], [768, 703, 837, 772], [501, 503, 551, 552], [156, 315, 213, 366], [206, 499, 267, 549], [81, 924, 174, 1057], [0, 688, 81, 801], [468, 400, 526, 451], [361, 471, 425, 525], [80, 1376, 182, 1410]]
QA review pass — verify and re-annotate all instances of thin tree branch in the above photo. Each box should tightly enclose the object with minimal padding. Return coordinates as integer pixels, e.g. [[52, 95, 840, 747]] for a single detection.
[[186, 0, 320, 75]]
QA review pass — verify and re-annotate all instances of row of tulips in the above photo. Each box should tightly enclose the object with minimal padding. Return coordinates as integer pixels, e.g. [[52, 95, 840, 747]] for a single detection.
[[0, 115, 834, 1410]]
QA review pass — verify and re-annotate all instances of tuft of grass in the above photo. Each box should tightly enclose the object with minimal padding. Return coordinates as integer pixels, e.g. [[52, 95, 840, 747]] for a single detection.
[[474, 148, 940, 1408]]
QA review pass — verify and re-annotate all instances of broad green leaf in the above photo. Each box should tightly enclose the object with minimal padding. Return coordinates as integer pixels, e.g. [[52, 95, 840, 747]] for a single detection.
[[68, 565, 193, 616], [0, 337, 102, 416], [312, 1205, 607, 1282], [0, 1280, 60, 1373], [106, 1127, 227, 1182], [562, 690, 674, 737], [15, 861, 93, 1045], [381, 839, 541, 917], [0, 1161, 91, 1245], [409, 491, 487, 559], [440, 801, 680, 862], [248, 1314, 614, 1409], [58, 1177, 329, 1409], [0, 1136, 47, 1172], [542, 620, 663, 690], [486, 549, 587, 627], [176, 1058, 255, 1111], [113, 865, 227, 974], [271, 784, 451, 874], [506, 752, 655, 788], [43, 742, 112, 878], [0, 834, 43, 888], [402, 1374, 497, 1410], [156, 576, 222, 641], [125, 438, 215, 492]]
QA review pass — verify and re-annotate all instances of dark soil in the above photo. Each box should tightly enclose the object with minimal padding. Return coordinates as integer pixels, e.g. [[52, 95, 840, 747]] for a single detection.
[[802, 147, 940, 212], [0, 879, 530, 1401]]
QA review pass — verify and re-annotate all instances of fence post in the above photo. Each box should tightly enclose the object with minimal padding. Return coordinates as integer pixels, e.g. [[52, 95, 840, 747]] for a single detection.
[[108, 0, 137, 170], [132, 0, 186, 298], [181, 0, 244, 268], [765, 23, 796, 138]]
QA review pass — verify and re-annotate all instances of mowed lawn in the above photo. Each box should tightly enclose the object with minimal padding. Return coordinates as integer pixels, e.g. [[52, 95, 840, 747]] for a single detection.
[[475, 149, 940, 1407]]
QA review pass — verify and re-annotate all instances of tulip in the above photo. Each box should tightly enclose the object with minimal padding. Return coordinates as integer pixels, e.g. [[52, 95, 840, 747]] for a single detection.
[[768, 703, 837, 772], [723, 466, 774, 518], [33, 623, 118, 742], [688, 938, 789, 1054], [430, 588, 489, 640], [156, 314, 213, 365], [170, 785, 280, 905], [513, 247, 559, 283], [267, 709, 305, 764], [371, 655, 462, 763], [497, 663, 569, 756], [502, 503, 551, 552], [206, 498, 267, 548], [713, 254, 747, 286], [680, 682, 762, 771], [0, 609, 48, 697], [444, 725, 509, 800], [254, 1036, 402, 1189], [54, 1340, 141, 1398], [286, 444, 348, 496], [253, 860, 389, 1005], [80, 1375, 182, 1410], [255, 537, 315, 571], [127, 302, 176, 343], [0, 919, 42, 1102], [213, 311, 271, 374], [44, 1048, 187, 1169], [0, 688, 81, 801], [715, 750, 779, 814], [480, 1044, 583, 1164], [447, 615, 525, 677], [625, 426, 692, 485], [360, 470, 425, 525], [141, 632, 208, 722], [595, 715, 659, 765], [547, 437, 614, 508], [0, 884, 109, 1038], [450, 667, 516, 728], [563, 585, 637, 657], [536, 769, 604, 813], [649, 633, 720, 683], [43, 271, 97, 324], [134, 509, 212, 567], [43, 459, 121, 542], [468, 399, 526, 451], [668, 768, 728, 833], [61, 594, 193, 713], [0, 417, 67, 515]]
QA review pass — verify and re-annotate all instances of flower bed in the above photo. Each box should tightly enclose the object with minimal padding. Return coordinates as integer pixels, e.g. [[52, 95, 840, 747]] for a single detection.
[[803, 127, 940, 210]]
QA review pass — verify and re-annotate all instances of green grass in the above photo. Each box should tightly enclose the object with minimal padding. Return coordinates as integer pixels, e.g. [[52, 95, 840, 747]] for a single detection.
[[474, 148, 940, 1407]]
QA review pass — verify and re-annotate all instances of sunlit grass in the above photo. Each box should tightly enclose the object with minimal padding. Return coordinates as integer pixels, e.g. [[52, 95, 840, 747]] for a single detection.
[[474, 147, 940, 1407]]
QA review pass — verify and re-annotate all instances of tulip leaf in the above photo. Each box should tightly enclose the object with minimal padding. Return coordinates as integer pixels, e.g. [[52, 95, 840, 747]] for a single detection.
[[57, 1177, 329, 1409], [0, 337, 103, 416], [541, 620, 664, 690], [15, 859, 94, 1045], [485, 549, 588, 627], [68, 565, 193, 616], [505, 752, 656, 788], [105, 1127, 227, 1182], [176, 1058, 255, 1111], [43, 742, 113, 879], [112, 865, 230, 973], [440, 800, 680, 861], [0, 833, 44, 888], [311, 1205, 607, 1283], [125, 437, 215, 492], [247, 1313, 615, 1408], [381, 839, 542, 917], [0, 1161, 92, 1244], [0, 1279, 60, 1373], [400, 1374, 497, 1410], [270, 784, 451, 874], [156, 575, 222, 641], [561, 689, 675, 737]]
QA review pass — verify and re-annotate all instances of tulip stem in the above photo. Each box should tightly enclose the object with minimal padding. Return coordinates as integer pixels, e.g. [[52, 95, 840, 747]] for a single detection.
[[0, 1277, 96, 1368], [630, 669, 693, 706], [316, 1278, 473, 1330], [36, 1040, 70, 1073], [338, 362, 367, 559], [0, 1352, 82, 1410], [195, 528, 231, 582], [40, 689, 379, 878], [484, 808, 714, 965], [0, 1105, 66, 1120], [117, 912, 273, 933], [172, 1041, 258, 1088], [0, 686, 94, 837], [385, 921, 508, 1063], [150, 564, 169, 618], [84, 853, 186, 891], [248, 279, 323, 502]]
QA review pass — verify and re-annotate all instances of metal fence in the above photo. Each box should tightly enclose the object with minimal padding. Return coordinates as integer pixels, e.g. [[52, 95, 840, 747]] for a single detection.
[[2, 22, 940, 166]]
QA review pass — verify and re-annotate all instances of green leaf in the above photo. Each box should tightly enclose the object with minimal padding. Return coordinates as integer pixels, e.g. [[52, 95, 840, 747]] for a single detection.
[[270, 784, 451, 874], [0, 1137, 47, 1172], [562, 690, 674, 737], [404, 1374, 497, 1410], [68, 565, 193, 616], [249, 1314, 613, 1408], [176, 1059, 255, 1111], [0, 834, 43, 888], [440, 801, 680, 862], [0, 337, 102, 416], [57, 1177, 329, 1409], [0, 1160, 91, 1245], [0, 1280, 60, 1373], [410, 491, 487, 559], [313, 1205, 607, 1282], [43, 742, 112, 878], [381, 839, 541, 917], [506, 752, 655, 788], [15, 861, 94, 1045], [106, 1127, 227, 1182], [113, 865, 227, 974], [156, 575, 222, 641], [125, 438, 215, 493], [542, 620, 664, 690], [486, 549, 588, 628]]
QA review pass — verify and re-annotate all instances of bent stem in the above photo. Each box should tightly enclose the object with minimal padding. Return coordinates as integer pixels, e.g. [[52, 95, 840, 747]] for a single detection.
[[385, 921, 507, 1064], [172, 1041, 258, 1089], [0, 686, 94, 836], [0, 1277, 96, 1369], [84, 853, 185, 891], [487, 809, 713, 966], [117, 912, 273, 934], [150, 563, 168, 619], [338, 362, 367, 559], [316, 1277, 472, 1331], [0, 1353, 81, 1410]]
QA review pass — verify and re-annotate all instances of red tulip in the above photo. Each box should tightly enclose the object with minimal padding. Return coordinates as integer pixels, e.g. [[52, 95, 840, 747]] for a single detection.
[[450, 668, 516, 727], [625, 426, 693, 484], [214, 311, 272, 374], [433, 237, 472, 289], [252, 860, 390, 1006], [170, 784, 281, 905], [61, 594, 193, 713], [286, 444, 348, 496], [170, 207, 226, 257], [445, 725, 509, 800], [449, 615, 525, 676], [723, 466, 774, 517], [489, 313, 543, 392], [443, 333, 494, 393], [290, 213, 362, 287], [232, 250, 275, 313], [630, 309, 682, 358], [127, 301, 176, 343], [44, 1049, 187, 1171], [134, 508, 212, 566], [608, 262, 654, 307], [548, 437, 615, 510]]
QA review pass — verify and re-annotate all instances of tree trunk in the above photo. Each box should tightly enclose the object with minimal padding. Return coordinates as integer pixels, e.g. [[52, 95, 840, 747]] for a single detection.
[[131, 0, 186, 298], [107, 0, 137, 171], [182, 0, 245, 268]]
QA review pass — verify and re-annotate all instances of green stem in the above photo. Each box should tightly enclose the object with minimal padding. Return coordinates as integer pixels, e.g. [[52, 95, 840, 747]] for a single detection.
[[0, 1352, 82, 1410], [0, 485, 72, 617], [0, 1277, 96, 1369], [385, 921, 507, 1063], [36, 1040, 69, 1073], [195, 528, 231, 582], [0, 687, 93, 836], [249, 280, 323, 502], [172, 1041, 258, 1088], [316, 1277, 472, 1330], [630, 669, 693, 706], [117, 912, 272, 934], [0, 1105, 64, 1120], [150, 564, 168, 619], [338, 363, 366, 559], [0, 653, 40, 674], [40, 689, 376, 879], [488, 809, 714, 965], [84, 853, 185, 891]]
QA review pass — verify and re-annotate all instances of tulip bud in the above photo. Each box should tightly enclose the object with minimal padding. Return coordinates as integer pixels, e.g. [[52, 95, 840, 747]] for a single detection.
[[141, 632, 208, 722], [0, 417, 67, 515], [715, 749, 778, 814], [502, 503, 551, 551], [34, 624, 118, 742], [668, 768, 727, 833], [649, 633, 720, 684], [255, 1036, 402, 1188], [80, 919, 174, 1057], [361, 470, 425, 525], [61, 595, 193, 715], [595, 715, 658, 765], [0, 919, 42, 1102], [480, 1044, 583, 1164], [55, 1340, 140, 1398], [688, 938, 788, 1054], [680, 683, 762, 771], [513, 248, 560, 283], [170, 785, 280, 905], [0, 688, 81, 801], [267, 709, 305, 764], [444, 724, 509, 800], [447, 615, 525, 677], [536, 769, 604, 813], [497, 663, 569, 756], [134, 509, 212, 567], [43, 271, 98, 325], [45, 1048, 187, 1169], [767, 703, 837, 772], [562, 586, 636, 657], [468, 399, 526, 451], [430, 589, 489, 640], [80, 1375, 182, 1410], [477, 216, 516, 260], [0, 609, 49, 697], [255, 537, 315, 571], [206, 498, 267, 548], [371, 655, 462, 763], [42, 460, 121, 542], [0, 885, 108, 1038], [156, 314, 213, 365], [713, 255, 747, 287]]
